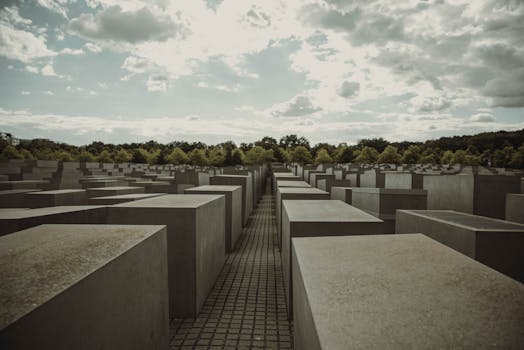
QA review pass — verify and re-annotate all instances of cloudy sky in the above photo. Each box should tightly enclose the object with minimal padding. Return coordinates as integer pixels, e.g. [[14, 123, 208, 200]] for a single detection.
[[0, 0, 523, 146]]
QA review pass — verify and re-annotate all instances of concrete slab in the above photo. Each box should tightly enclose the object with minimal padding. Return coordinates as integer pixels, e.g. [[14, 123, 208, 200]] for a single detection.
[[282, 200, 384, 318], [330, 187, 353, 204], [0, 224, 169, 350], [106, 194, 226, 317], [129, 181, 174, 193], [0, 206, 108, 236], [81, 179, 127, 189], [276, 180, 311, 189], [0, 189, 41, 208], [275, 187, 330, 250], [351, 188, 427, 233], [86, 186, 144, 198], [211, 175, 253, 226], [292, 234, 524, 350], [25, 189, 87, 208], [0, 180, 50, 191], [506, 193, 524, 224], [396, 210, 524, 282], [87, 193, 167, 205], [185, 185, 242, 252]]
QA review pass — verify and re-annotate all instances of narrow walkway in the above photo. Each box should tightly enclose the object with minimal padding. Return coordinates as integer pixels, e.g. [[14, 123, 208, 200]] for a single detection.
[[170, 186, 293, 349]]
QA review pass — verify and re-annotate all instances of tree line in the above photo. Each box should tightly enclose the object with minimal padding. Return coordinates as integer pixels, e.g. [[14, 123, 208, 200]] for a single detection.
[[0, 129, 523, 168]]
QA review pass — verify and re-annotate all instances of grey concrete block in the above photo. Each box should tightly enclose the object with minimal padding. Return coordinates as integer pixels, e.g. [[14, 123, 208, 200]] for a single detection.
[[385, 172, 423, 189], [351, 188, 427, 233], [292, 234, 524, 350], [25, 189, 87, 208], [506, 193, 524, 224], [282, 200, 384, 319], [0, 180, 51, 191], [106, 194, 226, 317], [423, 174, 520, 219], [396, 210, 524, 282], [0, 189, 41, 208], [185, 185, 242, 252], [276, 188, 330, 249], [81, 179, 127, 189], [210, 175, 253, 226], [86, 186, 144, 198], [0, 224, 169, 350], [87, 193, 167, 205], [330, 187, 353, 204], [0, 206, 108, 236]]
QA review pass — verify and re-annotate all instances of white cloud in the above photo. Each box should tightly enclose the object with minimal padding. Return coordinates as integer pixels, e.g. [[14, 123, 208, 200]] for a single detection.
[[25, 65, 39, 74], [146, 74, 169, 92], [338, 81, 360, 98], [469, 113, 496, 123], [271, 95, 322, 117], [60, 47, 85, 55], [0, 23, 56, 63], [36, 0, 69, 18], [84, 42, 102, 53], [197, 82, 240, 93], [69, 5, 180, 43], [44, 90, 54, 95], [41, 63, 59, 77], [21, 91, 31, 95], [121, 56, 154, 74]]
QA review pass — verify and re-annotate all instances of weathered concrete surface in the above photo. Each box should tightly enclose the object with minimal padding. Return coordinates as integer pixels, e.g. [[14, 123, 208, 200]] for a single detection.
[[129, 181, 173, 193], [86, 186, 144, 198], [185, 185, 242, 252], [330, 187, 353, 204], [282, 200, 384, 318], [25, 189, 87, 208], [87, 193, 166, 205], [0, 206, 108, 236], [292, 234, 524, 350], [396, 210, 524, 282], [276, 180, 311, 189], [276, 187, 329, 249], [360, 169, 385, 188], [107, 194, 225, 317], [81, 179, 127, 189], [506, 193, 524, 224], [0, 189, 41, 208], [423, 174, 520, 219], [385, 172, 423, 189], [0, 180, 51, 191], [0, 224, 169, 350], [210, 175, 253, 226], [351, 188, 427, 233]]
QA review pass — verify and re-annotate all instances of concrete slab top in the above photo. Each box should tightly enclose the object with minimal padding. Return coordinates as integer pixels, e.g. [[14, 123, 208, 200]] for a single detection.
[[283, 200, 382, 222], [400, 210, 524, 231], [213, 175, 249, 179], [0, 224, 165, 331], [0, 206, 106, 219], [86, 186, 140, 191], [27, 189, 86, 195], [352, 187, 427, 195], [293, 234, 524, 349], [91, 193, 167, 200], [113, 194, 224, 208], [0, 180, 49, 184], [278, 188, 328, 195], [276, 181, 311, 187], [133, 181, 170, 185], [185, 185, 241, 192], [0, 189, 42, 195]]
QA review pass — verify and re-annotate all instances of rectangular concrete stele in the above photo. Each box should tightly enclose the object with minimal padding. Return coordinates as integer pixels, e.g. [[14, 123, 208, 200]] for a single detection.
[[87, 193, 167, 205], [276, 180, 311, 189], [276, 187, 330, 250], [291, 234, 524, 350], [330, 187, 353, 204], [310, 174, 334, 189], [106, 194, 226, 318], [185, 185, 242, 252], [129, 181, 173, 193], [81, 180, 127, 189], [506, 193, 524, 224], [0, 189, 42, 208], [396, 210, 524, 282], [0, 180, 50, 191], [0, 206, 108, 237], [351, 188, 427, 233], [385, 172, 424, 189], [24, 189, 87, 208], [210, 175, 253, 226], [86, 186, 145, 199], [282, 200, 384, 319], [0, 224, 169, 350], [423, 174, 520, 219]]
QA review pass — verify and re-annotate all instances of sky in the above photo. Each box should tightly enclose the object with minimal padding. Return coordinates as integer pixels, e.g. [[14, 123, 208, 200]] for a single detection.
[[0, 0, 523, 146]]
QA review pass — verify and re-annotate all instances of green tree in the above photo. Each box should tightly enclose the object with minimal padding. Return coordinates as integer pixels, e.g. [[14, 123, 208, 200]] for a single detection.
[[492, 146, 515, 167], [231, 149, 244, 165], [378, 145, 401, 164], [400, 145, 421, 164], [264, 149, 275, 163], [354, 146, 379, 163], [97, 150, 113, 163], [189, 149, 208, 166], [166, 147, 189, 165], [208, 147, 225, 167], [0, 145, 23, 160], [76, 150, 95, 162], [509, 144, 524, 169], [147, 149, 161, 165], [244, 146, 268, 165], [315, 148, 333, 164], [19, 149, 35, 160], [273, 147, 290, 163], [132, 148, 149, 163], [114, 148, 132, 163], [334, 146, 354, 163], [440, 150, 454, 164], [290, 146, 313, 164]]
